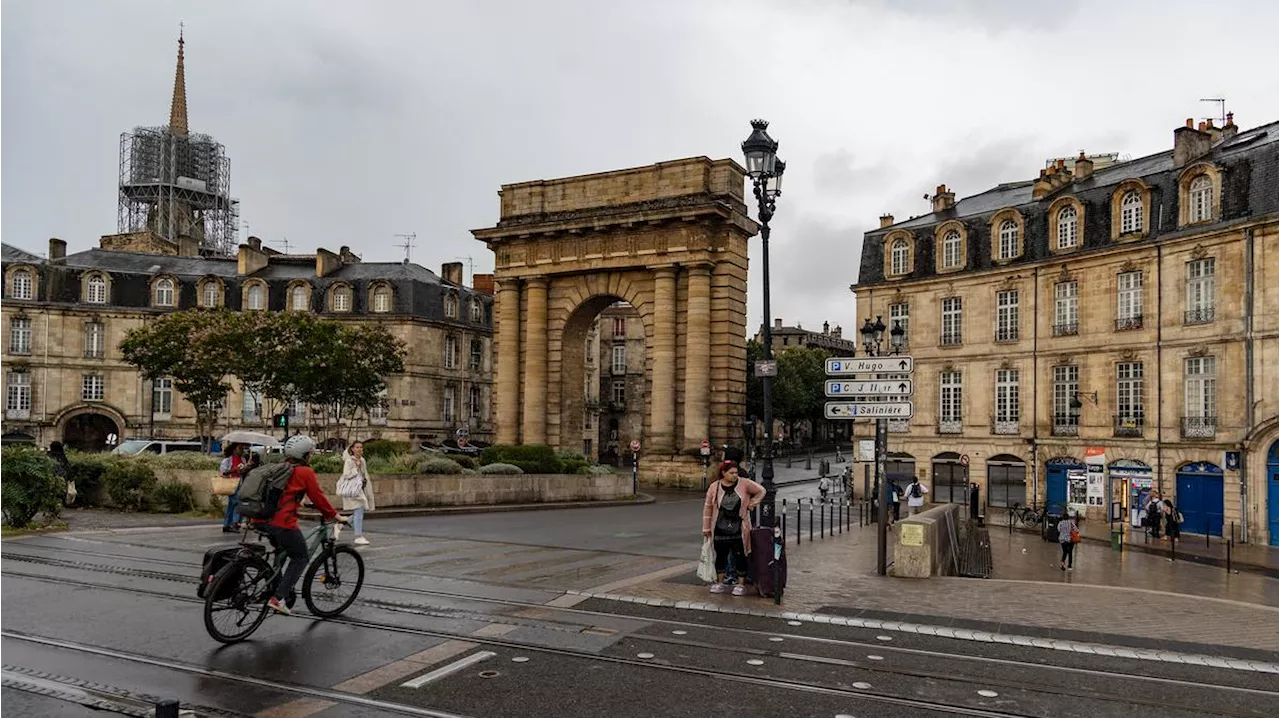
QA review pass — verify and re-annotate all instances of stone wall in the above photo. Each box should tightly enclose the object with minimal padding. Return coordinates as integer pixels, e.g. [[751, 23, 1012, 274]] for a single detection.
[[890, 503, 961, 579], [157, 469, 631, 511]]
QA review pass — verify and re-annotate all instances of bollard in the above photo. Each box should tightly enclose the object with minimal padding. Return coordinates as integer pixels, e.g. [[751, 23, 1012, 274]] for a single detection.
[[821, 499, 826, 538], [1227, 537, 1233, 573], [155, 700, 180, 718], [806, 450, 812, 471], [1206, 519, 1211, 550], [838, 500, 843, 535], [1231, 521, 1236, 544], [795, 502, 801, 545], [809, 498, 814, 542], [1008, 508, 1013, 535]]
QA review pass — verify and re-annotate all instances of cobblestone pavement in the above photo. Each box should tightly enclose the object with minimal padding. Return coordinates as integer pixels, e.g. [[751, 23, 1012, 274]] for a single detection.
[[615, 520, 1280, 654]]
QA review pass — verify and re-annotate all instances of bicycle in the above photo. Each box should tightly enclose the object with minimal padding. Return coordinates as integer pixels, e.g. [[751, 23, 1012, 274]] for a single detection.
[[1010, 503, 1048, 527], [203, 518, 365, 644]]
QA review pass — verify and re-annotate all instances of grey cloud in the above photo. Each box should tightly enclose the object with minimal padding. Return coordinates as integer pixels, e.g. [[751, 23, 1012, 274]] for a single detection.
[[751, 212, 864, 335], [812, 148, 893, 195], [844, 0, 1083, 32]]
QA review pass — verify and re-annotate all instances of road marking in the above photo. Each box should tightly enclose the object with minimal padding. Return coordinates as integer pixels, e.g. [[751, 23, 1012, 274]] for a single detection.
[[401, 651, 497, 689]]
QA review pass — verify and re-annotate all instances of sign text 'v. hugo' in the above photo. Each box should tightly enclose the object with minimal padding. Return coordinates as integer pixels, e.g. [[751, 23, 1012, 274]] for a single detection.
[[825, 357, 914, 375], [825, 380, 913, 398], [824, 402, 915, 420]]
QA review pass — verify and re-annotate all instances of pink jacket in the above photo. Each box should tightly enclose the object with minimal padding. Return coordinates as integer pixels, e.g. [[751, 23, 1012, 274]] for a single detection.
[[702, 478, 766, 554]]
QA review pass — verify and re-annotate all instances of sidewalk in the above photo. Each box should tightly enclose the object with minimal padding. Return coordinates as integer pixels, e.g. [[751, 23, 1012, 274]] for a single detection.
[[605, 519, 1280, 655], [986, 507, 1279, 577]]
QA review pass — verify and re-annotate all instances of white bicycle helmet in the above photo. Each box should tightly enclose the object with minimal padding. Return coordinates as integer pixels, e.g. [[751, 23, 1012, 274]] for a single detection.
[[283, 435, 315, 461]]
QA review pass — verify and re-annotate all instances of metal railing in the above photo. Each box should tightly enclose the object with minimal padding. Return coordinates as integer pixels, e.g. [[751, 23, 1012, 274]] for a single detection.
[[1052, 321, 1079, 337], [1051, 413, 1079, 436], [1113, 413, 1144, 437], [994, 328, 1018, 342], [940, 332, 962, 346], [992, 419, 1020, 435], [938, 419, 962, 434], [1181, 415, 1216, 438], [887, 418, 910, 433], [1115, 315, 1143, 331], [1184, 307, 1215, 325]]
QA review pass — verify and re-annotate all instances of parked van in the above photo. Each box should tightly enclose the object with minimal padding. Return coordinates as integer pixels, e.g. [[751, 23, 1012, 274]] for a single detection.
[[112, 439, 204, 456]]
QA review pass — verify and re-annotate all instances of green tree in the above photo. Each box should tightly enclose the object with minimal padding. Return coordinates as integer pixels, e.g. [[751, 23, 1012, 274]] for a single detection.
[[772, 346, 830, 443], [745, 339, 764, 422]]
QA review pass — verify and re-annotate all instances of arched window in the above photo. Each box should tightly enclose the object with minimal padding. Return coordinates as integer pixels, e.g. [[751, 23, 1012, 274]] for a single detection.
[[290, 285, 308, 311], [998, 220, 1019, 260], [890, 239, 909, 275], [444, 293, 459, 319], [373, 286, 393, 313], [470, 298, 483, 323], [1190, 175, 1213, 223], [332, 286, 352, 312], [1120, 191, 1143, 234], [154, 278, 175, 307], [247, 284, 265, 310], [86, 275, 107, 304], [941, 231, 962, 269], [11, 268, 33, 300], [1056, 205, 1078, 249], [202, 281, 219, 308]]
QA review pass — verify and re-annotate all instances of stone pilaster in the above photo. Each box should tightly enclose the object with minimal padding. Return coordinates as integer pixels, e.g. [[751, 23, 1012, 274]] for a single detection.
[[495, 278, 522, 444], [650, 266, 678, 452], [521, 277, 549, 444], [682, 264, 712, 449]]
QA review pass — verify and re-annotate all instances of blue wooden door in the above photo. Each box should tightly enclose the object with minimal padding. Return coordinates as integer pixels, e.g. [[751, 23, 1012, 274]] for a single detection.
[[1176, 463, 1224, 537], [1267, 442, 1278, 547], [1046, 466, 1068, 511]]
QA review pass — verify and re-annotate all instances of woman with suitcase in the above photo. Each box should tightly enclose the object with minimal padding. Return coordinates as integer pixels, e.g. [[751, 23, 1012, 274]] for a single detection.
[[701, 460, 765, 596]]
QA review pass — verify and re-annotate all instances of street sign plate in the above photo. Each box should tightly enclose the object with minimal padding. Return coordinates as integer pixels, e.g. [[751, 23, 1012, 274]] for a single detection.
[[824, 401, 914, 419], [754, 360, 778, 377], [825, 380, 913, 398], [826, 357, 914, 375], [630, 439, 641, 452]]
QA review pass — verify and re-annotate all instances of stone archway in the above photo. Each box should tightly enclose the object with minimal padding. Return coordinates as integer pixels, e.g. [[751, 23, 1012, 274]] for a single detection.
[[62, 411, 122, 453], [474, 157, 756, 485]]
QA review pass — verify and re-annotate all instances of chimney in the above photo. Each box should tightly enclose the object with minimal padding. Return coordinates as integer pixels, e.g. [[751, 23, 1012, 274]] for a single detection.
[[1221, 112, 1239, 142], [238, 238, 269, 276], [1073, 151, 1094, 181], [177, 234, 200, 257], [879, 213, 895, 228], [441, 262, 464, 286], [1174, 118, 1213, 168], [833, 325, 842, 339], [472, 273, 495, 296], [1203, 117, 1222, 144], [931, 184, 956, 213], [48, 238, 66, 261], [774, 318, 782, 330], [339, 245, 361, 264], [823, 321, 830, 335], [316, 248, 342, 278]]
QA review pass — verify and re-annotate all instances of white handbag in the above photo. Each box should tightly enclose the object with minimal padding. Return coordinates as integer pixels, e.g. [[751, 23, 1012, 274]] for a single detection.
[[336, 476, 364, 499], [696, 538, 717, 583]]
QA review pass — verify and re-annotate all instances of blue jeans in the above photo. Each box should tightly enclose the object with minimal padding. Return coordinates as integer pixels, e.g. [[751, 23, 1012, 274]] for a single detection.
[[352, 505, 365, 536], [222, 492, 240, 529]]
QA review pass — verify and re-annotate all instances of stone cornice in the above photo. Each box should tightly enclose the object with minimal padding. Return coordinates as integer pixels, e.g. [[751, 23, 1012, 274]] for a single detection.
[[473, 194, 756, 242]]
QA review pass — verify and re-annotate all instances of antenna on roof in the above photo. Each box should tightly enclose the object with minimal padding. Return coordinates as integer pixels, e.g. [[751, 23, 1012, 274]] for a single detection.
[[267, 237, 292, 254], [395, 233, 417, 264], [455, 256, 475, 286], [1199, 98, 1226, 127]]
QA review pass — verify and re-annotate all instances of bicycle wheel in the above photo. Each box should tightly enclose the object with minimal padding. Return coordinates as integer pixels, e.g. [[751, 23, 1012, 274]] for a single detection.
[[204, 558, 273, 644], [303, 545, 364, 618]]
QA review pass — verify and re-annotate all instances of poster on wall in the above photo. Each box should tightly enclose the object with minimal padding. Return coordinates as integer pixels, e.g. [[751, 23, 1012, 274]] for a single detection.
[[1086, 468, 1105, 507], [1067, 468, 1089, 516]]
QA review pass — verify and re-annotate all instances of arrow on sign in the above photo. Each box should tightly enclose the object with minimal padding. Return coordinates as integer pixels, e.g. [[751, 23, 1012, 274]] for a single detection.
[[824, 380, 914, 398]]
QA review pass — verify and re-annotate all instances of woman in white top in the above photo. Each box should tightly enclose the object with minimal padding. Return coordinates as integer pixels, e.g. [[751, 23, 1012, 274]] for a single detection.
[[340, 442, 376, 545]]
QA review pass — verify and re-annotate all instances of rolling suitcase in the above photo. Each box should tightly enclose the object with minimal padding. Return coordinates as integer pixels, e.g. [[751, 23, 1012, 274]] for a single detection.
[[749, 526, 786, 601]]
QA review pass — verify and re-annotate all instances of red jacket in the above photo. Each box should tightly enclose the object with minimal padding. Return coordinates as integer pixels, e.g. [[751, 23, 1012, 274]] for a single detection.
[[263, 464, 337, 530]]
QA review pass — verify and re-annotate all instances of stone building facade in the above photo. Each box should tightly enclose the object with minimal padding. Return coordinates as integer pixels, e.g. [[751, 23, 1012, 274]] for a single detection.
[[852, 116, 1279, 546], [1, 237, 495, 451], [580, 302, 645, 464], [754, 318, 857, 355]]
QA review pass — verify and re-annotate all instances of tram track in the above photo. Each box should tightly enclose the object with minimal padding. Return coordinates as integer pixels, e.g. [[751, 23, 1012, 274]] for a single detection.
[[3, 557, 1273, 718]]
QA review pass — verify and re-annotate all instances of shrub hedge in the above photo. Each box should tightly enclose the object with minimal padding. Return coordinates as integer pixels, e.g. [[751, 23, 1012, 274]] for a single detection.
[[154, 480, 197, 513], [479, 445, 563, 474], [419, 457, 464, 475], [477, 462, 523, 475], [1, 447, 64, 528], [362, 440, 410, 460], [103, 460, 159, 512]]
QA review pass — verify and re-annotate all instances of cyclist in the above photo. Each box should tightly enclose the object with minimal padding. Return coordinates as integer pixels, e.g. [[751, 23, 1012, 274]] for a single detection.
[[254, 435, 345, 615]]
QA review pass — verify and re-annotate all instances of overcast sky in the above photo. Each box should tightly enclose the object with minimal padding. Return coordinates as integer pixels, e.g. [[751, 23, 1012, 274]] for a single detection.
[[4, 0, 1277, 336]]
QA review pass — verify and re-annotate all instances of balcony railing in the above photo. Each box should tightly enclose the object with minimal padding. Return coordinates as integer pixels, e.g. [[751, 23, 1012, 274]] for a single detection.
[[6, 408, 30, 420], [940, 332, 962, 347], [1115, 315, 1143, 331], [1184, 307, 1215, 325], [1113, 413, 1144, 437], [1052, 321, 1079, 337], [887, 418, 910, 433], [85, 348, 104, 359], [994, 328, 1018, 343], [1052, 412, 1079, 436], [938, 419, 962, 434], [1181, 415, 1217, 438], [992, 419, 1020, 435]]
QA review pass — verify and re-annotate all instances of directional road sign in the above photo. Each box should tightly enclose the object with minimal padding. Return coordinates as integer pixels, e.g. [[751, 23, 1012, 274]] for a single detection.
[[824, 401, 915, 420], [825, 357, 914, 375], [825, 380, 913, 398]]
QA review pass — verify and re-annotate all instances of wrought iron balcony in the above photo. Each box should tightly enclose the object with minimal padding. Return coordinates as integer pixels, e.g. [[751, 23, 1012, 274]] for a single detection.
[[940, 332, 962, 347], [994, 328, 1018, 343], [1181, 415, 1216, 438], [85, 348, 104, 359], [1184, 307, 1215, 325], [1113, 413, 1144, 437], [888, 418, 910, 433], [992, 419, 1020, 435], [1051, 412, 1079, 436], [1052, 321, 1079, 337], [937, 419, 962, 434], [1115, 315, 1143, 331], [6, 408, 30, 420]]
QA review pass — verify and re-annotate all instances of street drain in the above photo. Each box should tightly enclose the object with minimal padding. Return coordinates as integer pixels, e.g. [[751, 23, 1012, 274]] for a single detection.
[[479, 671, 500, 679]]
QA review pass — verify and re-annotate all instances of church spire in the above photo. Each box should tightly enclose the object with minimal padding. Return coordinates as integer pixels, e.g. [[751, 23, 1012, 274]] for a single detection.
[[168, 26, 188, 136]]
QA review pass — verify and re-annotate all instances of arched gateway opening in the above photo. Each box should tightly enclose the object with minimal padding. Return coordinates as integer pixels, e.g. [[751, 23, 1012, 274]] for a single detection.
[[474, 157, 756, 486]]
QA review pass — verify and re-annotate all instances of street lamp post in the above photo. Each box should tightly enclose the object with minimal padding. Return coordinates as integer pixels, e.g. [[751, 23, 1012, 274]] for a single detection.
[[742, 119, 785, 528], [862, 316, 905, 576]]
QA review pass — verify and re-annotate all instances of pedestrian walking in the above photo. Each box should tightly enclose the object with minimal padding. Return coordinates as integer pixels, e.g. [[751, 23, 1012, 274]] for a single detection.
[[220, 443, 247, 533], [1163, 499, 1182, 541], [888, 480, 902, 528], [1058, 512, 1080, 571], [818, 476, 831, 503], [338, 441, 375, 546], [905, 477, 929, 516], [47, 441, 75, 506], [702, 460, 765, 596], [1145, 494, 1164, 540]]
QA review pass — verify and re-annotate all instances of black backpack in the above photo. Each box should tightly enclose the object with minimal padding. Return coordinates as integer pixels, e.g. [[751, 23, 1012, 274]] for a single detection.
[[910, 482, 922, 498], [236, 463, 294, 520]]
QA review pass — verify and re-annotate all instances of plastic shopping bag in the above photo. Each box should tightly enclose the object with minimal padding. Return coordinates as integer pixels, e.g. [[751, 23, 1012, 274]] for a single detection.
[[697, 538, 716, 583]]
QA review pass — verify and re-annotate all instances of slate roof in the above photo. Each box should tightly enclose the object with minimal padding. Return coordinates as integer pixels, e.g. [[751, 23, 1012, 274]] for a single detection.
[[49, 247, 443, 284], [1, 244, 44, 264]]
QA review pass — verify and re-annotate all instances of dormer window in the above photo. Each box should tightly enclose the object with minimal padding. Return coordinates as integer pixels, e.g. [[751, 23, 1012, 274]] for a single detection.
[[332, 286, 353, 312], [470, 298, 483, 323], [372, 285, 393, 313], [290, 285, 309, 312], [1056, 205, 1078, 249], [1121, 191, 1143, 234], [444, 292, 459, 319], [998, 220, 1018, 260], [1190, 175, 1213, 223], [10, 268, 32, 300], [941, 231, 962, 269], [246, 283, 265, 311], [86, 275, 107, 304], [154, 278, 176, 307], [890, 240, 909, 275]]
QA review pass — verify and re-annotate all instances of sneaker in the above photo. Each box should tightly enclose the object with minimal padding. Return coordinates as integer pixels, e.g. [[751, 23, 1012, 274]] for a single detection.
[[709, 582, 726, 594], [266, 597, 292, 615], [1067, 566, 1073, 572], [354, 536, 370, 546], [731, 584, 747, 596]]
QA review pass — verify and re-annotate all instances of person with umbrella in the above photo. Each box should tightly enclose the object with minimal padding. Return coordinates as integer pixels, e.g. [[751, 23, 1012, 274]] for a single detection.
[[220, 443, 248, 532]]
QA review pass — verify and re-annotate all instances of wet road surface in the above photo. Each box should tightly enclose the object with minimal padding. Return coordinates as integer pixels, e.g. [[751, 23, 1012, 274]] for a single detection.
[[2, 484, 1276, 718]]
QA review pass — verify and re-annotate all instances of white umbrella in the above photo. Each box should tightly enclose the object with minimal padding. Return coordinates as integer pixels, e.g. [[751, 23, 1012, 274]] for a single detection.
[[221, 431, 281, 447]]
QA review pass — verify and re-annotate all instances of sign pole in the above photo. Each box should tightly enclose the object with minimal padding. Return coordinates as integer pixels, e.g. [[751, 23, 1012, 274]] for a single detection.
[[630, 439, 640, 496], [876, 416, 888, 576]]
